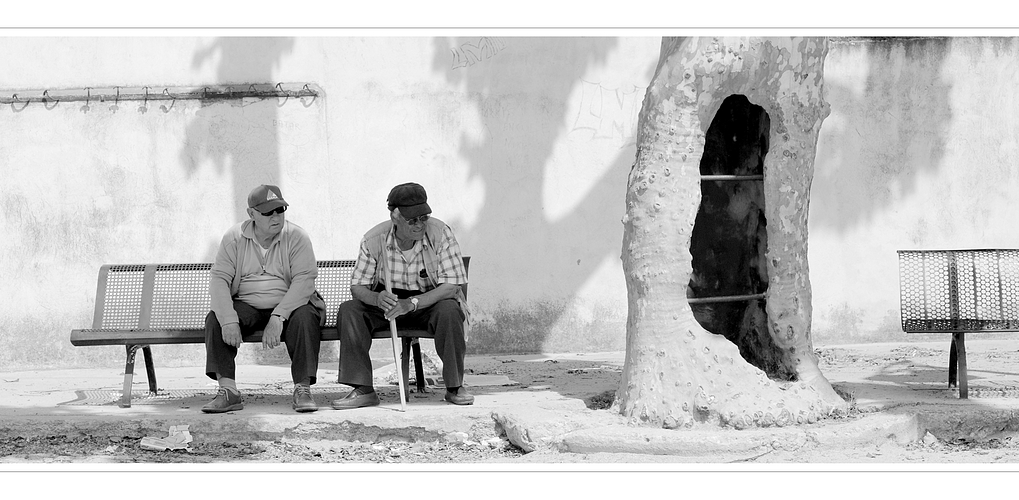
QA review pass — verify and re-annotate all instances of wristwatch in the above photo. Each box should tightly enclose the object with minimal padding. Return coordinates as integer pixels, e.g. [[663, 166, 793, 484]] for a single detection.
[[410, 297, 419, 311]]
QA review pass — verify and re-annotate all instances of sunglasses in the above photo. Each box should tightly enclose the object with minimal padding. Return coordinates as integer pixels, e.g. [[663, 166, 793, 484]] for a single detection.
[[403, 214, 430, 225], [258, 206, 287, 217]]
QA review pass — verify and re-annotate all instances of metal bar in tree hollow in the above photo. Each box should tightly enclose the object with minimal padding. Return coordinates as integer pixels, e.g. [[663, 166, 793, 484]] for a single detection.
[[700, 175, 764, 181], [687, 293, 766, 304]]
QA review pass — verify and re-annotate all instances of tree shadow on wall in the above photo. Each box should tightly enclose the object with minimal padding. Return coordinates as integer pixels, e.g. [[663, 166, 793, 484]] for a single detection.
[[182, 37, 298, 367], [431, 37, 654, 353], [811, 37, 953, 234], [184, 37, 296, 228]]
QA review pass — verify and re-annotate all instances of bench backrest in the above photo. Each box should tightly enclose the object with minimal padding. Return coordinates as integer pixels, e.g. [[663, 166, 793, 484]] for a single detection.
[[898, 249, 1019, 332], [90, 257, 470, 331]]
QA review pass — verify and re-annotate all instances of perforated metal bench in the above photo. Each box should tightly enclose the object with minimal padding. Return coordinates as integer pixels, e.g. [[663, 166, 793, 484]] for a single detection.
[[70, 258, 469, 407], [898, 249, 1019, 398]]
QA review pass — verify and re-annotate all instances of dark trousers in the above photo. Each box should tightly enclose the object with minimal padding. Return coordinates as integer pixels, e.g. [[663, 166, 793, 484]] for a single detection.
[[337, 297, 466, 389], [205, 301, 322, 385]]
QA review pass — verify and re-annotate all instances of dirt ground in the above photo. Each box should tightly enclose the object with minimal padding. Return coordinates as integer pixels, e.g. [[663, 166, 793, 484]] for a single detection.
[[0, 433, 524, 464], [5, 343, 1019, 465], [7, 428, 1019, 465], [0, 354, 610, 464]]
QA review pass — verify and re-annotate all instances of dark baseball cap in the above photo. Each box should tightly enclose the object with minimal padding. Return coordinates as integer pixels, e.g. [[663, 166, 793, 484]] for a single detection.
[[247, 184, 289, 213], [387, 182, 431, 218]]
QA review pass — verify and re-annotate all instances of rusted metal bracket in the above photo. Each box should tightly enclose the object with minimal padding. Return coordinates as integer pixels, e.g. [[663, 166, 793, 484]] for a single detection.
[[1, 83, 319, 105]]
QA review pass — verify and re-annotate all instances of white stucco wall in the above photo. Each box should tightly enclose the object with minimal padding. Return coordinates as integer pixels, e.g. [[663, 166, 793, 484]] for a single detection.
[[811, 37, 1019, 343], [5, 35, 1016, 371], [1, 36, 659, 369]]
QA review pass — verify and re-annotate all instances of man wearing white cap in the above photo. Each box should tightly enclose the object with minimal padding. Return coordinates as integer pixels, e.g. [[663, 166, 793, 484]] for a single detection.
[[202, 184, 326, 413]]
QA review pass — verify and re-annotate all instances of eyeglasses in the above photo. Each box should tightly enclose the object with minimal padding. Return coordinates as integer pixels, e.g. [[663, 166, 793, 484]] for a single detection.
[[258, 206, 287, 217], [403, 214, 430, 225]]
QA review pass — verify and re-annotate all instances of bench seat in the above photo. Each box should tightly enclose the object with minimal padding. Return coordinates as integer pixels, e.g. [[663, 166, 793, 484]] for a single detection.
[[70, 327, 435, 346]]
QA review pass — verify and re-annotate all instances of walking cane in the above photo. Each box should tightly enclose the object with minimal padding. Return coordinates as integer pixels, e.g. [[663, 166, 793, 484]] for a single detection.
[[383, 269, 408, 412]]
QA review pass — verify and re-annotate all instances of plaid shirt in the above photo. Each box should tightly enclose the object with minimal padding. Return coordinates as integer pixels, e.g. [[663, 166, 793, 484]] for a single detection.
[[350, 222, 467, 291]]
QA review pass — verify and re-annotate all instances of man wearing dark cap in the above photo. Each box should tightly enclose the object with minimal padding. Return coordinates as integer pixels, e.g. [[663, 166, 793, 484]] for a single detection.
[[333, 182, 472, 409], [202, 184, 326, 413]]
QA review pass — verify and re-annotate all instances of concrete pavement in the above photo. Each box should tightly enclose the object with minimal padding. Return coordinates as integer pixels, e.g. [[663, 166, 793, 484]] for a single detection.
[[3, 339, 1019, 460]]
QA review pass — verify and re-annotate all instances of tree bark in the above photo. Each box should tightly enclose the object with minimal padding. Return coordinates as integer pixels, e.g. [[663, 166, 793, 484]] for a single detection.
[[618, 37, 847, 429]]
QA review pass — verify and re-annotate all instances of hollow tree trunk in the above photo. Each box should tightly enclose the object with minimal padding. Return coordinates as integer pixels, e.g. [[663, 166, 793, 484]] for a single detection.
[[618, 36, 847, 429]]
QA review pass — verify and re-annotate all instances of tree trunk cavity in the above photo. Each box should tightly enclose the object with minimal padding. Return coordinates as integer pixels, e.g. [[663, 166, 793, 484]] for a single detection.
[[689, 94, 792, 379], [618, 37, 848, 429]]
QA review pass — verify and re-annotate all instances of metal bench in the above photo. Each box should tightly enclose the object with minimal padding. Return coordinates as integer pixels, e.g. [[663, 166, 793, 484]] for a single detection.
[[897, 249, 1019, 398], [70, 258, 469, 407]]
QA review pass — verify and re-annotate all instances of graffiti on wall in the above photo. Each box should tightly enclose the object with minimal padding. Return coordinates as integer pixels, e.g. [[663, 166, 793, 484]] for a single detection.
[[450, 37, 507, 69], [570, 80, 645, 146]]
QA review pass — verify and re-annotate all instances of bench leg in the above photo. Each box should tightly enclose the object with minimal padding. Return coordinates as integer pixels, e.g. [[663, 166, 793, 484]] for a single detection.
[[412, 339, 426, 392], [400, 338, 412, 401], [948, 338, 958, 388], [141, 346, 157, 395], [954, 332, 968, 399], [120, 345, 141, 408]]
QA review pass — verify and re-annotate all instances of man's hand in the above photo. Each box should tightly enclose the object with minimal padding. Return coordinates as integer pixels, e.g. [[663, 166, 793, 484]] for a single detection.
[[384, 298, 415, 321], [222, 323, 242, 348], [376, 290, 398, 311], [262, 315, 284, 350]]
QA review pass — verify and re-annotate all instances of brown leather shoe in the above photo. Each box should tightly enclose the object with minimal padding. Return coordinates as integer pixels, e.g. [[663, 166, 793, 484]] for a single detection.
[[331, 388, 380, 410], [202, 387, 243, 413], [292, 385, 318, 412], [444, 387, 474, 405]]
